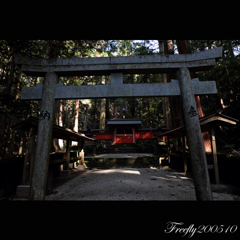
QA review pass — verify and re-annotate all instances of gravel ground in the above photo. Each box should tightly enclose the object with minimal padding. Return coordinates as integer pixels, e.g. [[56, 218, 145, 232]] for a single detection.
[[45, 166, 240, 201]]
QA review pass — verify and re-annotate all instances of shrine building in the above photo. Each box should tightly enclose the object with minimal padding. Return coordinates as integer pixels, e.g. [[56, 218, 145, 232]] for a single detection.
[[81, 108, 165, 144]]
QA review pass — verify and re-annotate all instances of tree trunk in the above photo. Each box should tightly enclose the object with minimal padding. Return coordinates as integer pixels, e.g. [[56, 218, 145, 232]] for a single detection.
[[47, 40, 62, 151], [129, 40, 136, 118], [207, 40, 213, 50], [0, 53, 15, 156], [164, 40, 184, 150], [113, 98, 116, 118], [4, 115, 12, 155], [161, 40, 184, 129], [100, 99, 106, 129], [129, 74, 136, 118], [58, 100, 64, 149], [67, 100, 70, 129], [84, 104, 89, 129], [59, 100, 63, 127], [93, 99, 97, 128], [106, 98, 110, 121], [147, 98, 150, 127], [99, 76, 106, 130], [99, 41, 106, 131], [10, 117, 16, 154], [159, 40, 172, 129], [176, 40, 190, 54], [6, 53, 15, 93], [10, 74, 21, 154], [53, 99, 60, 151], [215, 76, 225, 108], [227, 40, 235, 59], [72, 99, 79, 146]]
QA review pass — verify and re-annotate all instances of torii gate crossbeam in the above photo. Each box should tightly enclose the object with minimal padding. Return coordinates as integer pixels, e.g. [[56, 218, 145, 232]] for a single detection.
[[15, 47, 221, 77], [21, 76, 217, 100]]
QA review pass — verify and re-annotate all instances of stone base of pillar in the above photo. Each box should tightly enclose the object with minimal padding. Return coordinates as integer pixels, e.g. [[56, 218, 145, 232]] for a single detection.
[[16, 185, 30, 198], [77, 165, 85, 170]]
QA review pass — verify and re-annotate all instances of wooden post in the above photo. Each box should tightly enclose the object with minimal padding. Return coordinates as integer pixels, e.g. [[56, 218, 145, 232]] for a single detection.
[[29, 71, 58, 200], [167, 136, 171, 164], [182, 133, 187, 174], [177, 67, 213, 200], [81, 149, 84, 164], [22, 149, 28, 185], [92, 142, 97, 156], [28, 127, 36, 185], [78, 149, 85, 170], [21, 128, 36, 185], [63, 139, 70, 170], [46, 167, 53, 195], [66, 139, 70, 170], [210, 128, 220, 184], [77, 138, 85, 170], [19, 135, 23, 155]]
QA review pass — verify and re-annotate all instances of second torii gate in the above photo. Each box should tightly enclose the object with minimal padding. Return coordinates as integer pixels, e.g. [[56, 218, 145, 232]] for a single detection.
[[15, 47, 222, 201]]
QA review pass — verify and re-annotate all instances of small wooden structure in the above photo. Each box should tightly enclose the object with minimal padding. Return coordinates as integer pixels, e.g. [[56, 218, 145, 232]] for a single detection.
[[13, 116, 94, 195], [157, 111, 238, 184], [80, 108, 165, 145]]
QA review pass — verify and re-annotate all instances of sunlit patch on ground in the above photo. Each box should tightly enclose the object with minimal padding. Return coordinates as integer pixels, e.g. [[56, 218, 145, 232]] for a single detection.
[[92, 168, 141, 175]]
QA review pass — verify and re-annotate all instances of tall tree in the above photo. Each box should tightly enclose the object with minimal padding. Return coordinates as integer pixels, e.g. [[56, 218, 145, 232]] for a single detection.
[[99, 76, 106, 129], [0, 52, 15, 155], [99, 41, 107, 130], [72, 99, 79, 146], [129, 40, 136, 118], [159, 40, 171, 128], [46, 40, 63, 151], [0, 40, 45, 157], [158, 40, 180, 129], [58, 100, 64, 148]]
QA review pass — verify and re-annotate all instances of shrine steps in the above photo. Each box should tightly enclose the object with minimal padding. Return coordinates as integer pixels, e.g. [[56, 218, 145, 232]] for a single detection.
[[104, 143, 144, 154], [84, 153, 158, 168]]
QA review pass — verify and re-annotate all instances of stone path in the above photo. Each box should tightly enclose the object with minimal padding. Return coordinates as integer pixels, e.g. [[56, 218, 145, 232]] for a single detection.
[[45, 166, 240, 201]]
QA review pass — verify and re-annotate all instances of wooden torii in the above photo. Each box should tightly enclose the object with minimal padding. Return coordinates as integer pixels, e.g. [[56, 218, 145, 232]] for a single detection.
[[15, 47, 222, 200]]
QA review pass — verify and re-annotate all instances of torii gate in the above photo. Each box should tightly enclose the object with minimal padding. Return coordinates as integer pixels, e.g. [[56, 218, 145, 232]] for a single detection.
[[15, 47, 222, 201]]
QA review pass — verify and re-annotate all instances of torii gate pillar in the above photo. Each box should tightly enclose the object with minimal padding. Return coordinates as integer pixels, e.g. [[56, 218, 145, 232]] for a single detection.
[[29, 71, 58, 200], [177, 67, 213, 200]]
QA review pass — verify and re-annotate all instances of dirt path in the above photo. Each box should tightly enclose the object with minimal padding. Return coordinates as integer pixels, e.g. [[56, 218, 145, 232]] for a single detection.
[[45, 166, 240, 201]]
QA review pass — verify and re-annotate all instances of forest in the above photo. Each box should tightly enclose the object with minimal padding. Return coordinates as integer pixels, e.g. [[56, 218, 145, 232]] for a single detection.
[[1, 39, 240, 157]]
